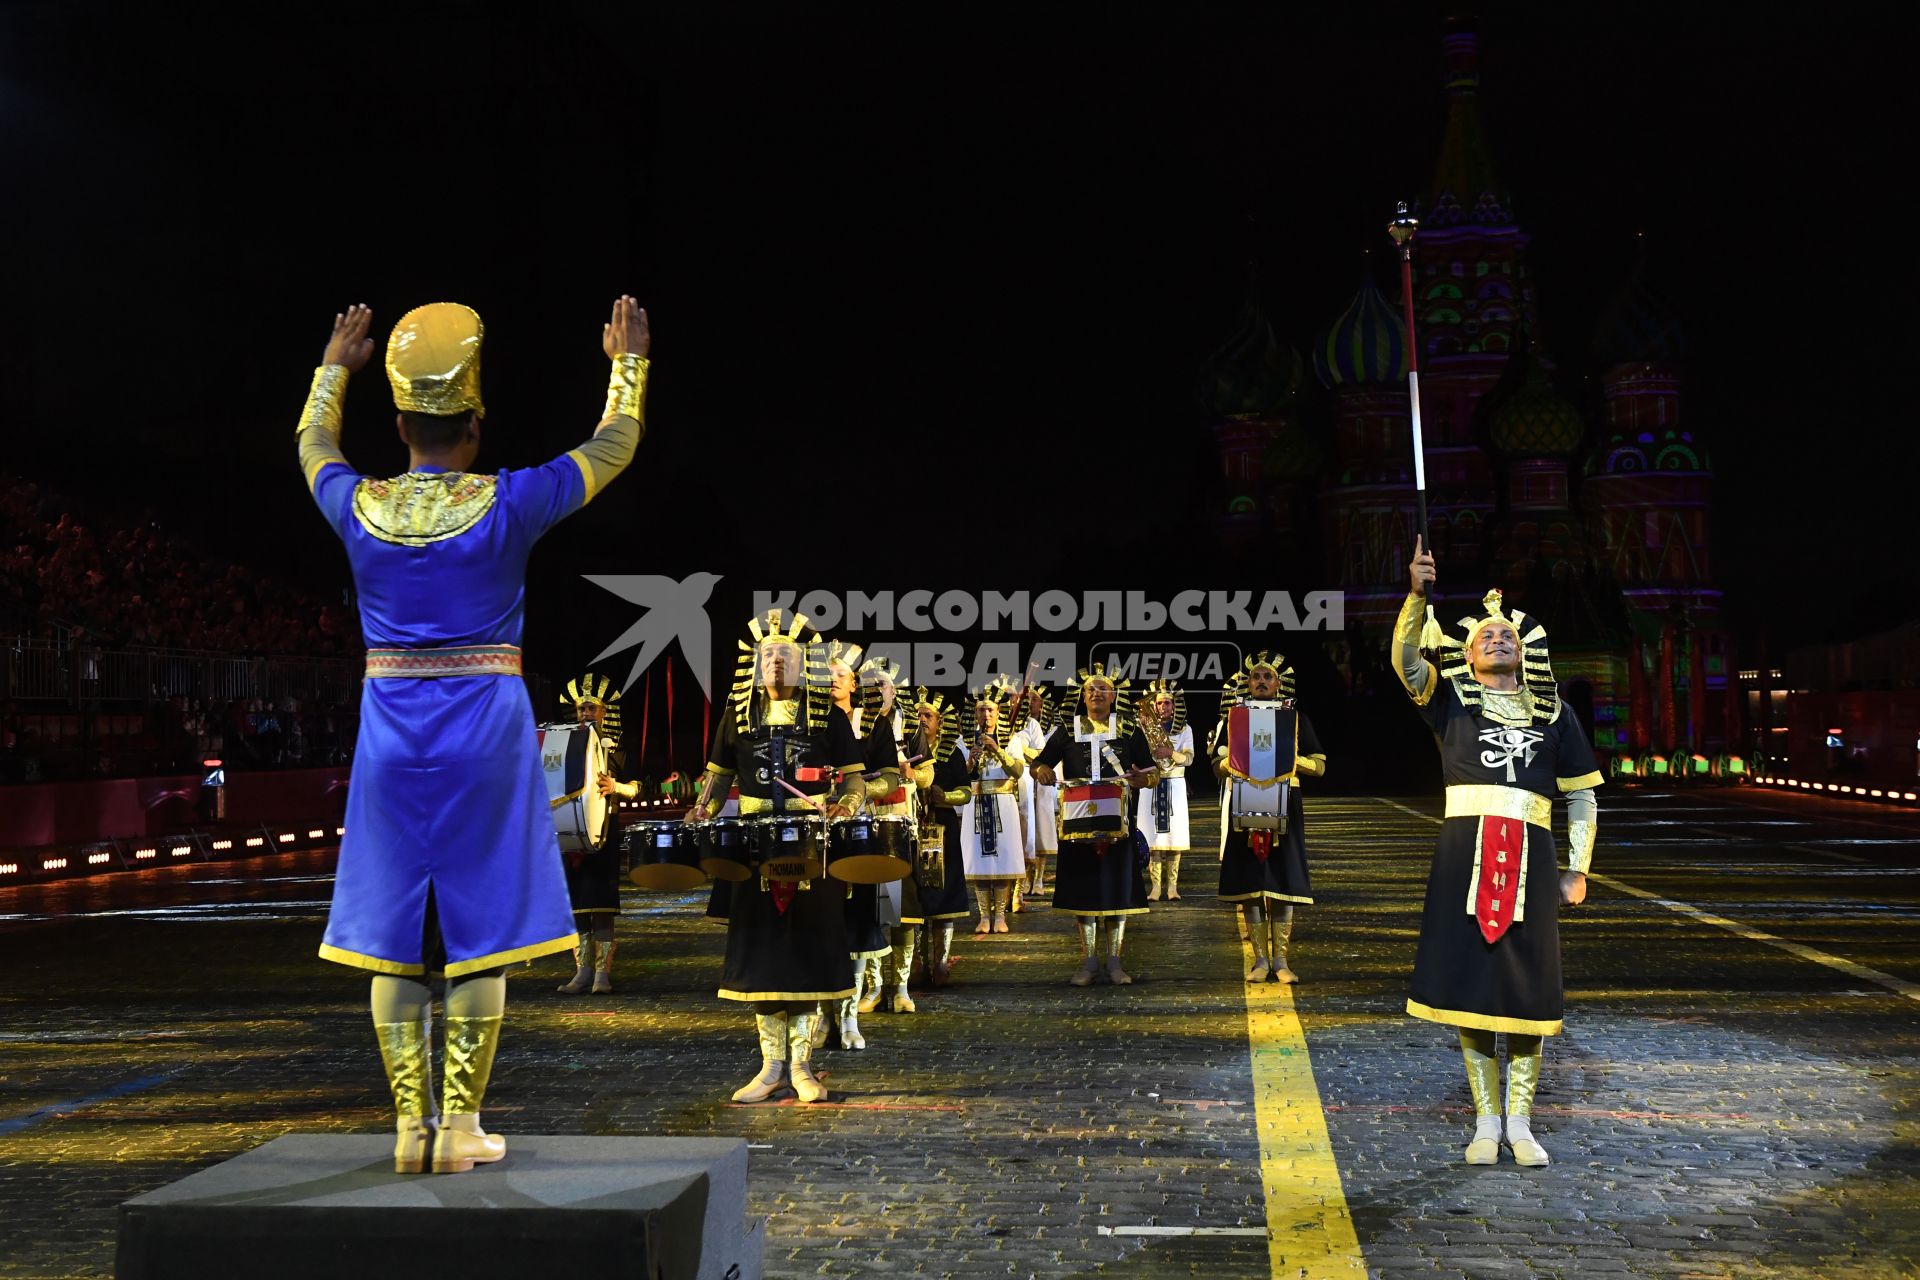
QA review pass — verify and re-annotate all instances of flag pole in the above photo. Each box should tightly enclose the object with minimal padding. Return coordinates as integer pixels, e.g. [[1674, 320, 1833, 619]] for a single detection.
[[1387, 201, 1429, 574]]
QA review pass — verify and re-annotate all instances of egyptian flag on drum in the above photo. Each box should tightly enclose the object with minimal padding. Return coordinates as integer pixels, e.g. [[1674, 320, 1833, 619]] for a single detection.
[[1060, 781, 1127, 842], [1225, 703, 1299, 784]]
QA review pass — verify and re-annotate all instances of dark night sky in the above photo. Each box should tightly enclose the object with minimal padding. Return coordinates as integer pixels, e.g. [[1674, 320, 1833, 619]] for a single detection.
[[3, 1, 1913, 682]]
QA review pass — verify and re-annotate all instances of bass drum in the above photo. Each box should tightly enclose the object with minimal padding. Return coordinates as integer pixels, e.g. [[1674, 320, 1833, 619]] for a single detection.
[[539, 721, 609, 852]]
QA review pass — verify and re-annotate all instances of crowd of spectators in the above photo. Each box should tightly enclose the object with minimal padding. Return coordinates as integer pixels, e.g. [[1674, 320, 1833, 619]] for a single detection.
[[3, 471, 361, 781], [2, 472, 355, 655]]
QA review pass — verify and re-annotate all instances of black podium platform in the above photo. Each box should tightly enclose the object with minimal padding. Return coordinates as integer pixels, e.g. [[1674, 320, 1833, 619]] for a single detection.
[[117, 1135, 764, 1280]]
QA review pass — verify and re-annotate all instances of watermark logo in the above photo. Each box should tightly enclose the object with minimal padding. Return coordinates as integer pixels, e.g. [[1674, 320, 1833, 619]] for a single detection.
[[1087, 640, 1244, 684], [585, 580, 1343, 696], [585, 572, 724, 697]]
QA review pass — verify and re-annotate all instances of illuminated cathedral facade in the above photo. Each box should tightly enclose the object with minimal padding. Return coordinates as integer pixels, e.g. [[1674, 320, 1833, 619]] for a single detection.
[[1205, 21, 1731, 767]]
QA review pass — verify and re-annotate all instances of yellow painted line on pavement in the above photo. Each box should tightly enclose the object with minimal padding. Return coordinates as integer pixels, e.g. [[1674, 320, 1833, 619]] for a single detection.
[[1241, 932, 1367, 1276]]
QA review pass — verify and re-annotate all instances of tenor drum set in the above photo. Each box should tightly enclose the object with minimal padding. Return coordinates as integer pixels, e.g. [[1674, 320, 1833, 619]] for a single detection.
[[538, 722, 915, 892]]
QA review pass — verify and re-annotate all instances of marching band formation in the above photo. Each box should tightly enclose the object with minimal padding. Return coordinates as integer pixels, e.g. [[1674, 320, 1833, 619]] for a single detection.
[[297, 299, 1601, 1179]]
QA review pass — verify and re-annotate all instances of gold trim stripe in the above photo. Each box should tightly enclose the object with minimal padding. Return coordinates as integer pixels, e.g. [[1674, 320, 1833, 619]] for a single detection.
[[718, 987, 858, 1002], [446, 933, 579, 976], [1443, 784, 1552, 830], [366, 645, 523, 679], [318, 943, 426, 976], [1406, 998, 1563, 1037]]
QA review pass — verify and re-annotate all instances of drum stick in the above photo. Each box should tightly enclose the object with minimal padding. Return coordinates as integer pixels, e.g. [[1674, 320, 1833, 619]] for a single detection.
[[775, 777, 824, 810]]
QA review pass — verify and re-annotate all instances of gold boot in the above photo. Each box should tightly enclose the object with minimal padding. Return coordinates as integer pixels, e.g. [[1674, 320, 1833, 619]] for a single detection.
[[1165, 853, 1182, 900], [374, 1016, 434, 1174], [788, 1010, 829, 1103], [1146, 855, 1163, 902], [556, 935, 593, 994], [591, 937, 615, 994], [731, 1012, 788, 1102], [1461, 1031, 1503, 1165], [433, 1015, 505, 1173], [1505, 1040, 1550, 1167], [1270, 909, 1299, 984]]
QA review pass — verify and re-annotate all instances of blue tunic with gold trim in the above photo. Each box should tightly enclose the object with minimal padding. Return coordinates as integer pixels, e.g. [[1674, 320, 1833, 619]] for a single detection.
[[311, 460, 589, 978]]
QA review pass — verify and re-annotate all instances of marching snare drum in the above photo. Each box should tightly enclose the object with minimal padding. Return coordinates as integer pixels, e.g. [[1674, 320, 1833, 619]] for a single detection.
[[539, 721, 609, 852], [826, 813, 914, 884], [1228, 779, 1288, 834], [749, 812, 827, 881], [624, 820, 705, 891], [692, 816, 754, 882]]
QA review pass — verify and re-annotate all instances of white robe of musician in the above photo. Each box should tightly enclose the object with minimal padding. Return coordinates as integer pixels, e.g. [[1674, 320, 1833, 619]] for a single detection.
[[957, 739, 1026, 881], [1134, 722, 1193, 850], [1015, 717, 1058, 855]]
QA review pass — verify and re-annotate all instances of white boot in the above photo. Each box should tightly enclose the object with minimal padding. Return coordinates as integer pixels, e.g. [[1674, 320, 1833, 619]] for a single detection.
[[556, 935, 593, 994], [789, 1012, 829, 1103], [731, 1012, 788, 1103]]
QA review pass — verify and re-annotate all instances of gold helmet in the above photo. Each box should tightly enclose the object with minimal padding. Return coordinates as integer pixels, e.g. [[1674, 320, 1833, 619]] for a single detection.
[[387, 303, 485, 418], [1437, 588, 1559, 723]]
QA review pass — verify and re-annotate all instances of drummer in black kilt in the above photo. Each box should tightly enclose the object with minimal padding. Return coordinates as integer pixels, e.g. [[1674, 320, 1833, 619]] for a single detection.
[[1028, 664, 1159, 987], [1397, 538, 1601, 1167], [1211, 653, 1326, 984], [813, 640, 896, 1051], [554, 674, 641, 995], [692, 610, 869, 1104], [856, 657, 923, 1014], [901, 687, 971, 992]]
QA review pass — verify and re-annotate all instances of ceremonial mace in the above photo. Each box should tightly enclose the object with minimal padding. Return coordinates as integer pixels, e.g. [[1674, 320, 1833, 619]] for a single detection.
[[1387, 201, 1429, 591]]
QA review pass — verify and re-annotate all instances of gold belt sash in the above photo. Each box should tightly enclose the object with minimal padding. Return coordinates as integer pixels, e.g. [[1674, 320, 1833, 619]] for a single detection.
[[1444, 784, 1552, 830], [365, 644, 522, 679], [974, 781, 1018, 795]]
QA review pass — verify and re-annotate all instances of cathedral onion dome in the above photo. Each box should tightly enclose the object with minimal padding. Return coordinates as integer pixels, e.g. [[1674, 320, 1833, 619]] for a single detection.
[[1592, 237, 1686, 365], [1199, 291, 1303, 418], [1313, 268, 1407, 388], [1488, 368, 1585, 457]]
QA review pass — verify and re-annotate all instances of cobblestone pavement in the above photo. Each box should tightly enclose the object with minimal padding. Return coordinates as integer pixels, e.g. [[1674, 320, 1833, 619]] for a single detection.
[[2, 785, 1918, 1278]]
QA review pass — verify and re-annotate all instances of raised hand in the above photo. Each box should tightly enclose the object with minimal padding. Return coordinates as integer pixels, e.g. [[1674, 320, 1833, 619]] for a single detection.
[[1409, 533, 1436, 598], [603, 295, 650, 359], [323, 305, 375, 373]]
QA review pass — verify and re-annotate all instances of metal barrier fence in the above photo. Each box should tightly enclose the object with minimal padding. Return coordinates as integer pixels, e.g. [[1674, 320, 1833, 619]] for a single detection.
[[3, 635, 362, 710], [4, 633, 553, 720]]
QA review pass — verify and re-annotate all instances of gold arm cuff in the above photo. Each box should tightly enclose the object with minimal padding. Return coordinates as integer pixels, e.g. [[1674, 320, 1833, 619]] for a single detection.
[[1296, 755, 1326, 778], [1567, 819, 1596, 875], [604, 353, 649, 423], [298, 364, 349, 438], [1395, 592, 1437, 706], [1557, 770, 1604, 793], [1443, 784, 1553, 830], [615, 779, 641, 799]]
